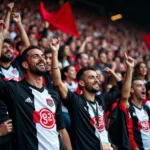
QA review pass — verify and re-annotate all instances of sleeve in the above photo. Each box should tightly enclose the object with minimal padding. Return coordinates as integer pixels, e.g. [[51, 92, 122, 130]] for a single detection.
[[62, 89, 78, 110], [99, 91, 121, 111], [56, 99, 66, 130], [108, 101, 132, 150], [98, 81, 123, 110], [119, 102, 138, 149], [116, 80, 123, 90], [12, 55, 24, 79]]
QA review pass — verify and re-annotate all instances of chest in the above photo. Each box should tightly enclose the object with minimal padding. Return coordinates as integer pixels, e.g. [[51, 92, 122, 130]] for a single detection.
[[1, 65, 20, 81]]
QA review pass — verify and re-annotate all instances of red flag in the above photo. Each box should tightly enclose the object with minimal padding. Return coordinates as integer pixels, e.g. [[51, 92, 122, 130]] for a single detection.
[[142, 34, 150, 49], [39, 2, 52, 21], [39, 1, 79, 37]]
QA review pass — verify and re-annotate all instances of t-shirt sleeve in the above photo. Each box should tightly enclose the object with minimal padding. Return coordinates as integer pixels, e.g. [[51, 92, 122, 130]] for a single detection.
[[98, 91, 121, 111], [12, 55, 24, 79], [62, 89, 78, 110], [56, 100, 66, 130]]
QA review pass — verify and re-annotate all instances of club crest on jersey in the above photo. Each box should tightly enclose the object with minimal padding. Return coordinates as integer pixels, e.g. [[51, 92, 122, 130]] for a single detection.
[[90, 115, 105, 132], [98, 106, 102, 111], [46, 98, 54, 107], [33, 108, 55, 129], [12, 68, 18, 75], [138, 120, 150, 132]]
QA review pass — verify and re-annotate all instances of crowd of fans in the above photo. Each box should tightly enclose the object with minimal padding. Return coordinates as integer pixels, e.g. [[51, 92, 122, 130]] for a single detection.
[[0, 0, 150, 150]]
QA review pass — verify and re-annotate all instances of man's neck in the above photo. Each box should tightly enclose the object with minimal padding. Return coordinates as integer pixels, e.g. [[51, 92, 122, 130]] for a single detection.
[[83, 90, 95, 102], [26, 73, 43, 88], [0, 61, 11, 68], [131, 97, 143, 108]]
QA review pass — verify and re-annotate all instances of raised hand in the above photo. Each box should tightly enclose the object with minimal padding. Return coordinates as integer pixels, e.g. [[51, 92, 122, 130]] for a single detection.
[[0, 20, 8, 40], [44, 21, 49, 28], [12, 12, 21, 23], [103, 67, 113, 75], [124, 53, 134, 68], [49, 38, 60, 52], [85, 36, 93, 43], [7, 2, 14, 12], [0, 20, 6, 31]]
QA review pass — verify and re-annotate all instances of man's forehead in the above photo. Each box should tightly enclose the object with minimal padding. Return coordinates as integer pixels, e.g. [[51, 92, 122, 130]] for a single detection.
[[85, 70, 96, 76], [28, 49, 43, 55], [3, 42, 12, 46], [134, 80, 145, 85]]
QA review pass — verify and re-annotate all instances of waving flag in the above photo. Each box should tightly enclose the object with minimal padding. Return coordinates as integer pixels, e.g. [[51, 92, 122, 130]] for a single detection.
[[39, 1, 79, 37], [142, 34, 150, 49]]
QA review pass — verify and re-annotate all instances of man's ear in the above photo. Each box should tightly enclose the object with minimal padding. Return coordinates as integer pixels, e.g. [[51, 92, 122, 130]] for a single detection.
[[130, 87, 134, 94], [78, 80, 85, 88], [22, 61, 29, 70]]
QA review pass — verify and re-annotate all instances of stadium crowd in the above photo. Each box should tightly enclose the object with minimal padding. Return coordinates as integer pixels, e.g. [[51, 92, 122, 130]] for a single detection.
[[0, 0, 150, 150]]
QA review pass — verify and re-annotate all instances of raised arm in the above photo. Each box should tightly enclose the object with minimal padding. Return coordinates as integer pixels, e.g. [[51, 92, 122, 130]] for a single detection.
[[41, 21, 49, 38], [121, 53, 134, 106], [103, 67, 121, 83], [78, 36, 92, 53], [12, 12, 30, 54], [0, 21, 8, 57], [4, 2, 14, 31], [50, 38, 68, 99]]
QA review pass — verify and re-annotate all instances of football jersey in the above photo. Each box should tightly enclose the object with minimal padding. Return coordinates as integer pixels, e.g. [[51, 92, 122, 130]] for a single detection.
[[63, 86, 121, 150], [0, 55, 24, 81], [128, 101, 150, 150], [0, 65, 21, 81], [0, 79, 65, 150], [63, 80, 78, 92]]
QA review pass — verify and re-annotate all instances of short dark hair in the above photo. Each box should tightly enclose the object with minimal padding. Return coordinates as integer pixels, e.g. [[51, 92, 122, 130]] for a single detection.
[[76, 53, 87, 61], [131, 77, 142, 87], [21, 45, 41, 62], [145, 82, 150, 96], [76, 67, 96, 82], [4, 39, 13, 47], [44, 48, 52, 55]]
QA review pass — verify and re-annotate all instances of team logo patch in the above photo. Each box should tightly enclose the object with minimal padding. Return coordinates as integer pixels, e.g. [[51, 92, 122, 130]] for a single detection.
[[98, 106, 102, 111], [12, 68, 18, 75], [46, 98, 54, 107], [90, 115, 105, 132], [138, 120, 150, 132], [33, 108, 55, 129]]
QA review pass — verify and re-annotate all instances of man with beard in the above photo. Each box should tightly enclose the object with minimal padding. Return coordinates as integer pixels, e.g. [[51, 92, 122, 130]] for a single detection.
[[0, 44, 72, 150], [50, 38, 125, 150], [0, 11, 30, 81]]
